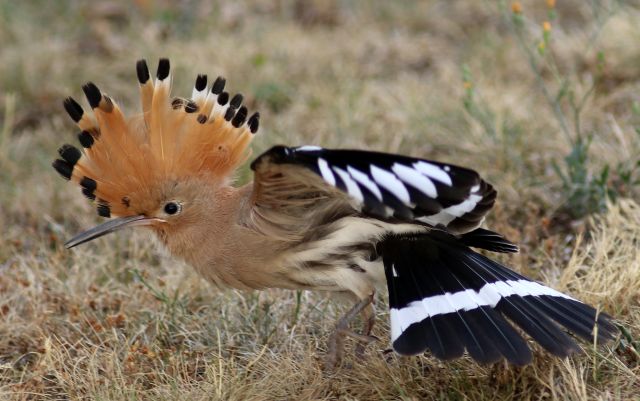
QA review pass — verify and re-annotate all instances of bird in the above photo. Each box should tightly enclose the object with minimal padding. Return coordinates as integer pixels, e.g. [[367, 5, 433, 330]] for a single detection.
[[53, 58, 617, 368]]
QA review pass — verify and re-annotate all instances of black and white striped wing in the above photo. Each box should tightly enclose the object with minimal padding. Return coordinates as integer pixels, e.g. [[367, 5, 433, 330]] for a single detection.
[[380, 231, 617, 364], [250, 145, 496, 233]]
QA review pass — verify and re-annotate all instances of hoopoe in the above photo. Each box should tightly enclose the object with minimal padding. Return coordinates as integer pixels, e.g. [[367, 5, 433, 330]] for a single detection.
[[54, 58, 616, 368]]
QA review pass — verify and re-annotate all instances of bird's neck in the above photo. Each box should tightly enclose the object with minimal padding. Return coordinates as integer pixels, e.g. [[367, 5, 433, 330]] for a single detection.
[[157, 183, 287, 290]]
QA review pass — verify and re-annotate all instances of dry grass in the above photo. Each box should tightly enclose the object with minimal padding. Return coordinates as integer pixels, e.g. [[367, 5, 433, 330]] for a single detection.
[[0, 1, 639, 399]]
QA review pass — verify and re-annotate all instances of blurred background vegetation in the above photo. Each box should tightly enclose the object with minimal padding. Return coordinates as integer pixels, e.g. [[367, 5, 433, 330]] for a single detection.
[[0, 0, 638, 399]]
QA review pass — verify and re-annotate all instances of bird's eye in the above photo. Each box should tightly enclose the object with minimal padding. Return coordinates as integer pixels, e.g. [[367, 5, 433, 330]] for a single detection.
[[164, 202, 181, 215]]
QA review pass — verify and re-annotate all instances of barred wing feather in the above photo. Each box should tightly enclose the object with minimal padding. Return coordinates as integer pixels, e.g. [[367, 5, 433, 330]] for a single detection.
[[251, 145, 496, 233]]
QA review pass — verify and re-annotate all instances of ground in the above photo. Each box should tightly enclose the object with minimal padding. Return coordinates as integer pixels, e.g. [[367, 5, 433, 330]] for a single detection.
[[0, 1, 639, 399]]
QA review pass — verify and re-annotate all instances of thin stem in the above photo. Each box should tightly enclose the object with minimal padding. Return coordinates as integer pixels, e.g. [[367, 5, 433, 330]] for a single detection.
[[507, 14, 573, 144]]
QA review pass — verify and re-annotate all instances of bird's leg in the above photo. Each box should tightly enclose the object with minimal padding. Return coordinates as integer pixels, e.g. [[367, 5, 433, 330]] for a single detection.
[[355, 301, 377, 358], [325, 293, 377, 369]]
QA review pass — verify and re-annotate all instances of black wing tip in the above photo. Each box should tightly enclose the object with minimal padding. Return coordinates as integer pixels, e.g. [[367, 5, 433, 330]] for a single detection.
[[156, 58, 170, 80], [383, 233, 618, 367], [460, 228, 520, 254], [82, 82, 102, 109], [599, 319, 620, 342], [136, 59, 150, 84], [392, 312, 533, 366], [63, 97, 83, 122], [249, 145, 291, 170], [392, 339, 428, 358], [195, 74, 207, 91]]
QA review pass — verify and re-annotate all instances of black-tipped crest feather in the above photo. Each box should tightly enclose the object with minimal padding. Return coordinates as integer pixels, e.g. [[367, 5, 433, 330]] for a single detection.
[[80, 176, 97, 191], [80, 176, 97, 200], [195, 74, 207, 91], [185, 100, 198, 113], [136, 59, 150, 84], [82, 82, 102, 109], [57, 58, 261, 219], [212, 76, 226, 94], [52, 159, 73, 180], [217, 92, 229, 105], [248, 112, 260, 133], [58, 144, 81, 166], [97, 203, 111, 218], [63, 97, 83, 122], [232, 106, 248, 127], [230, 93, 243, 108], [171, 98, 185, 110], [156, 58, 170, 80], [77, 131, 94, 148]]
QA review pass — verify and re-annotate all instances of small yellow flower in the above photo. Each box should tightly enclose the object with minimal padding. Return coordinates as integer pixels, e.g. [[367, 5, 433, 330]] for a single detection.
[[511, 1, 522, 14], [546, 0, 556, 9], [543, 21, 551, 32], [538, 41, 546, 53], [463, 81, 473, 90]]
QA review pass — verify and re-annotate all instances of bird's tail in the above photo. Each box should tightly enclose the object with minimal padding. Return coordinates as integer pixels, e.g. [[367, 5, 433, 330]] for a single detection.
[[380, 230, 617, 365]]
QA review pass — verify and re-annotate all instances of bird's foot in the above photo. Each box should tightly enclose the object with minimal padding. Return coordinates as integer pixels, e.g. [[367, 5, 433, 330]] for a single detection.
[[324, 295, 376, 370]]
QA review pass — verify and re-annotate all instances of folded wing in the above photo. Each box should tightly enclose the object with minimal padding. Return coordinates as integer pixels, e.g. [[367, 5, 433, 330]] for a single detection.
[[250, 145, 497, 233]]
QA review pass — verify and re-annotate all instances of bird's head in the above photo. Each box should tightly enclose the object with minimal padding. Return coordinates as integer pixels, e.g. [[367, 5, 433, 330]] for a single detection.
[[53, 58, 260, 248]]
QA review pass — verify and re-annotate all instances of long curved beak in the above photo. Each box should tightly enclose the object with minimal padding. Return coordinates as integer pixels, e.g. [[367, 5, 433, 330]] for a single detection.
[[65, 215, 164, 249]]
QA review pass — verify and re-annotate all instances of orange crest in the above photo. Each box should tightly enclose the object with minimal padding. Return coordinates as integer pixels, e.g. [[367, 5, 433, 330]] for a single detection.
[[53, 58, 260, 217]]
